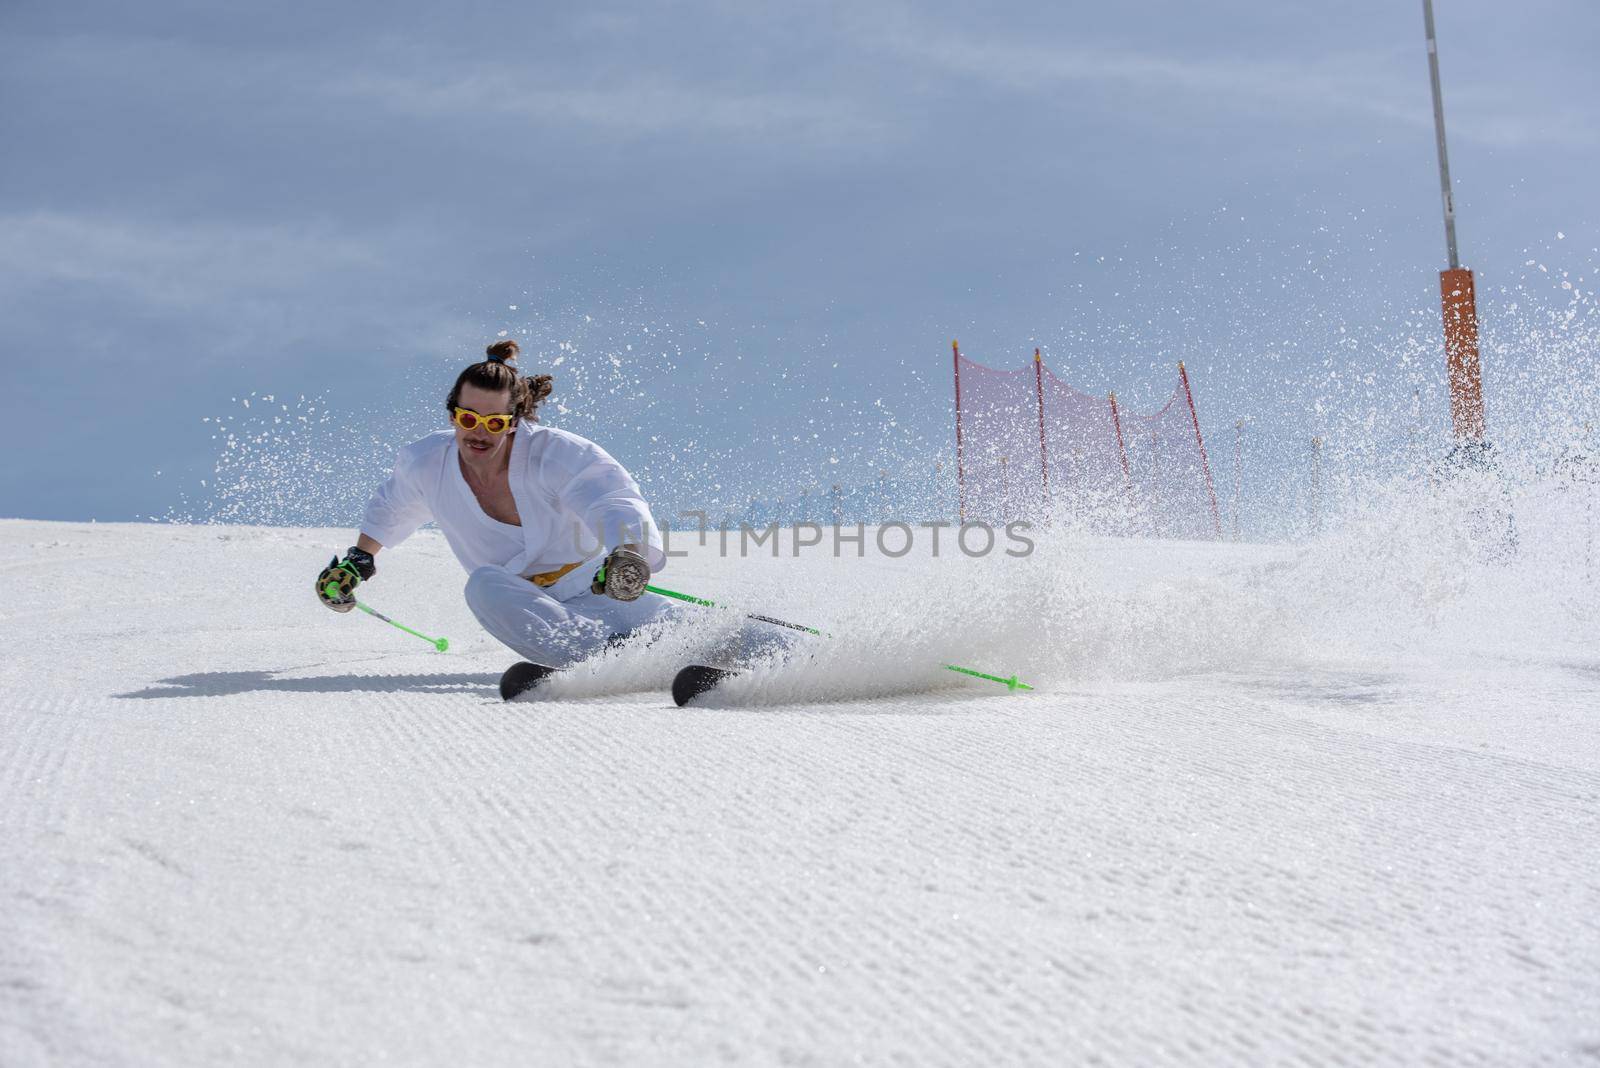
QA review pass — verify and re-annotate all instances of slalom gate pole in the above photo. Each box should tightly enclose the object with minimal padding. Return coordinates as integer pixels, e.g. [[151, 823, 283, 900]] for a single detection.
[[1178, 361, 1224, 538], [952, 340, 968, 523], [1034, 348, 1050, 500], [1108, 392, 1132, 481], [630, 575, 1033, 693], [1109, 391, 1135, 534], [327, 581, 450, 651]]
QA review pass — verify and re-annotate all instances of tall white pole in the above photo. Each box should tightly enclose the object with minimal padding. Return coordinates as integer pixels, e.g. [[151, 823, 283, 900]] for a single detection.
[[1423, 0, 1461, 270]]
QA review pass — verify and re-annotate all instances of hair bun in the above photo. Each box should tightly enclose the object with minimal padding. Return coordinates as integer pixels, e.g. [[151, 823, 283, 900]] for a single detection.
[[485, 339, 521, 366]]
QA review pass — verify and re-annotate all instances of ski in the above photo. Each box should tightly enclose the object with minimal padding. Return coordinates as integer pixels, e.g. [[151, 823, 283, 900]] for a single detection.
[[499, 661, 558, 701], [671, 664, 737, 707]]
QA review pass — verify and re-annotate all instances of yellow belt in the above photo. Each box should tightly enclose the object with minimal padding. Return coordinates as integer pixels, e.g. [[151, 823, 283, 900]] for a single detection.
[[527, 561, 586, 588]]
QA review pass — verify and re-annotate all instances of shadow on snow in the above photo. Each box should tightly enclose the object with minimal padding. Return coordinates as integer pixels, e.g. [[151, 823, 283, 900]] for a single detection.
[[116, 670, 500, 699]]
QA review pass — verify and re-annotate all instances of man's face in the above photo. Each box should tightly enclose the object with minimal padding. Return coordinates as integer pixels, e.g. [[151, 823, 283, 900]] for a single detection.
[[454, 383, 515, 463]]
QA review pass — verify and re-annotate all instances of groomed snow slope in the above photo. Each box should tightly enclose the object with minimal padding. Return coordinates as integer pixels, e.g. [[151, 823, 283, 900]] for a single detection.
[[2, 518, 1598, 1066]]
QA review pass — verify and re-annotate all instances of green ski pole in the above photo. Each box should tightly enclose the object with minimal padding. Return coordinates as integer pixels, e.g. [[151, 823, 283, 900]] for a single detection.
[[602, 569, 1031, 692], [641, 582, 822, 635], [325, 582, 449, 652]]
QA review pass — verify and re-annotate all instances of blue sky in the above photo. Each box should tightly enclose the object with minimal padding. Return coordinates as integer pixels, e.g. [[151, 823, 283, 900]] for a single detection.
[[3, 0, 1596, 526]]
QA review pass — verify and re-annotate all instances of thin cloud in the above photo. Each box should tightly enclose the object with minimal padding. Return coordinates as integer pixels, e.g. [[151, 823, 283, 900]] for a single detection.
[[0, 212, 393, 306], [327, 70, 886, 144], [0, 27, 887, 148], [0, 211, 486, 369], [867, 17, 1590, 150]]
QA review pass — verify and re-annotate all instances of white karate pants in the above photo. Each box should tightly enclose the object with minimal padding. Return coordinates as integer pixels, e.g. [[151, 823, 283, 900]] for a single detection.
[[463, 565, 792, 668]]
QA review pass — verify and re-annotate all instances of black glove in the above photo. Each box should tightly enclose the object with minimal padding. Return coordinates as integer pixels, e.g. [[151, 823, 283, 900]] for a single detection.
[[316, 547, 376, 613], [591, 547, 650, 602]]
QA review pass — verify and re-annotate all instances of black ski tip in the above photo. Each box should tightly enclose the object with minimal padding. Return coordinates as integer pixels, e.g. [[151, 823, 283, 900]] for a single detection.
[[672, 664, 736, 707], [500, 661, 557, 702]]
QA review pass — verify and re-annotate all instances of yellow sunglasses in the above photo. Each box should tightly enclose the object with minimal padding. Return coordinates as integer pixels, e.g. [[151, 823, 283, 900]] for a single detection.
[[452, 406, 515, 435]]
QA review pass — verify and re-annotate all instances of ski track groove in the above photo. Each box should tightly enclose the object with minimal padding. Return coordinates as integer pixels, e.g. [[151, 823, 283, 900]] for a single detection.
[[6, 683, 1599, 1065], [2, 699, 127, 1068]]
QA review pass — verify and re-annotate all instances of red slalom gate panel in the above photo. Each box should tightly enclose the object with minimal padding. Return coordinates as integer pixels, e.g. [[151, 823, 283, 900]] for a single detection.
[[1120, 383, 1221, 540], [952, 348, 1221, 538], [1038, 364, 1130, 527], [953, 348, 1046, 522]]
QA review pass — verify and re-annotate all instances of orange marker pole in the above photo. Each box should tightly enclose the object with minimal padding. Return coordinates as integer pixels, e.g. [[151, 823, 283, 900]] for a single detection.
[[1441, 268, 1485, 442]]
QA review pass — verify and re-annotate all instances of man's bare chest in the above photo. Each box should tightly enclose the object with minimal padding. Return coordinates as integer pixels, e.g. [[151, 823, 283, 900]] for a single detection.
[[461, 463, 523, 527]]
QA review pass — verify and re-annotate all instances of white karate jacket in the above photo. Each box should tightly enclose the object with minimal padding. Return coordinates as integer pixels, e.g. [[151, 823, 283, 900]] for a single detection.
[[360, 423, 665, 596]]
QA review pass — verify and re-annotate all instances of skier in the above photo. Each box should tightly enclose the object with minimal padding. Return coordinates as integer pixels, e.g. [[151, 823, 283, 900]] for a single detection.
[[313, 340, 782, 699]]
